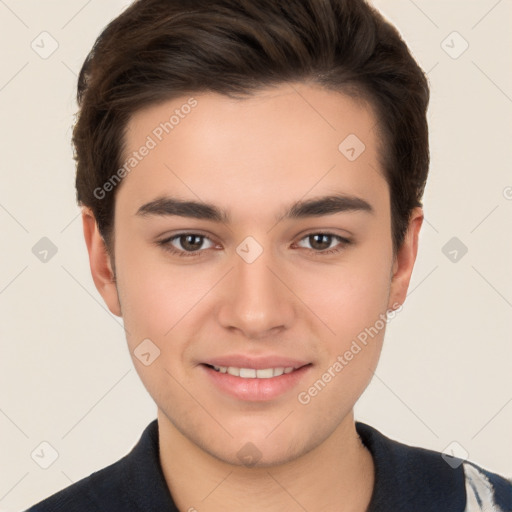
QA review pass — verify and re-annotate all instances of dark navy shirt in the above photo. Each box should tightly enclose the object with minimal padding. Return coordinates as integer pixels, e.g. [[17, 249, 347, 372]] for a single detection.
[[25, 419, 512, 511]]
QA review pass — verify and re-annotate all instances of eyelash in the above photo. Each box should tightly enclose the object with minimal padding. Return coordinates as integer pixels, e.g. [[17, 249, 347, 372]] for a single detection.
[[156, 232, 352, 258]]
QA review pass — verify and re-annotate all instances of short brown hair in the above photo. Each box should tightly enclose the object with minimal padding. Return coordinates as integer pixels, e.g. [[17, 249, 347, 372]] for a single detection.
[[74, 0, 430, 258]]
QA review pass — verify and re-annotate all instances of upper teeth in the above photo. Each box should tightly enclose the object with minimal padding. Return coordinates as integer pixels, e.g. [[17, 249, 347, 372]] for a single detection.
[[212, 366, 295, 378]]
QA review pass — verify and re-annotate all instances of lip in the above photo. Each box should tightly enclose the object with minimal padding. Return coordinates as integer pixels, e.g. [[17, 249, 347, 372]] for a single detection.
[[202, 354, 310, 370], [200, 355, 312, 402]]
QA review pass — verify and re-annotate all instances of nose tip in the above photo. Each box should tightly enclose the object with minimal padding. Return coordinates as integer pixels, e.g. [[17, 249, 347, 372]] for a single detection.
[[217, 250, 294, 339]]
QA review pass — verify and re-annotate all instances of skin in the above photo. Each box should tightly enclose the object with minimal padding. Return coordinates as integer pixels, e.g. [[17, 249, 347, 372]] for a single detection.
[[83, 82, 423, 511]]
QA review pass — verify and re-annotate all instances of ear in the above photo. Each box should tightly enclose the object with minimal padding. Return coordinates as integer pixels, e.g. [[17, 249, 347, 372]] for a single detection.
[[81, 207, 122, 317], [387, 207, 423, 310]]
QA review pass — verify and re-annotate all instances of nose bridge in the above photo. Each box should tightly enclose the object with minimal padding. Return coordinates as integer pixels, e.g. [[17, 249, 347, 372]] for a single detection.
[[218, 235, 293, 337]]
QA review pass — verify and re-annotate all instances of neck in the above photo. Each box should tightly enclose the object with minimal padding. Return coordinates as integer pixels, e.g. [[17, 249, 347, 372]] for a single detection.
[[157, 409, 374, 512]]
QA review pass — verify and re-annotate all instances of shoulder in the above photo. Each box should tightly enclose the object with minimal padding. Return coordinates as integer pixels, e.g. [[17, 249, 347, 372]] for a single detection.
[[461, 460, 512, 512], [23, 420, 168, 512], [355, 422, 512, 512], [24, 451, 133, 512]]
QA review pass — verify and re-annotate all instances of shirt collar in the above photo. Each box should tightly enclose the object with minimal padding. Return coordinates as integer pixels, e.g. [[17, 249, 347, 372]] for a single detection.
[[124, 419, 466, 512], [356, 421, 466, 511], [122, 419, 178, 511]]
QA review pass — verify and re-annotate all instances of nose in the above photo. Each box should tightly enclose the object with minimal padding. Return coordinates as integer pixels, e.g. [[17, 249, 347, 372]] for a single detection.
[[216, 242, 296, 340]]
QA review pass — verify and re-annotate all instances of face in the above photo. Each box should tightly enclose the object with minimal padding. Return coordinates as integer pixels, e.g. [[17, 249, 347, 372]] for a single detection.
[[84, 82, 421, 467]]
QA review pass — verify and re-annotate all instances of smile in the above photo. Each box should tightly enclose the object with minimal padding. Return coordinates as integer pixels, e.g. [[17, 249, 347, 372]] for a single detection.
[[202, 363, 312, 401], [209, 365, 296, 378]]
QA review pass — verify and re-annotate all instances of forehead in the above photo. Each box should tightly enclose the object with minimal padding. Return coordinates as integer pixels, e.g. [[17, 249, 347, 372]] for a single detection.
[[118, 83, 388, 222]]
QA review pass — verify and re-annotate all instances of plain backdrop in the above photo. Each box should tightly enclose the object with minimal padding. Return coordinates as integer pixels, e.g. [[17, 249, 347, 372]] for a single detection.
[[1, 0, 511, 510]]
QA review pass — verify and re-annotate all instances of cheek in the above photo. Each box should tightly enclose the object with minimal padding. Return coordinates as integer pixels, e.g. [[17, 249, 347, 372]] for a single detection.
[[296, 261, 391, 413], [113, 237, 179, 339], [118, 266, 203, 340], [114, 242, 222, 369], [304, 250, 392, 337]]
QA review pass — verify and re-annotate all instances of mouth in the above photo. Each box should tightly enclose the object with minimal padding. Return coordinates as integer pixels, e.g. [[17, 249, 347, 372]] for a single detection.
[[204, 363, 303, 378], [200, 362, 313, 401]]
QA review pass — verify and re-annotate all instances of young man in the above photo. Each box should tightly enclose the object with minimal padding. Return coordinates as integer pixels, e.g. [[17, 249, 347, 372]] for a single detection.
[[26, 0, 511, 511]]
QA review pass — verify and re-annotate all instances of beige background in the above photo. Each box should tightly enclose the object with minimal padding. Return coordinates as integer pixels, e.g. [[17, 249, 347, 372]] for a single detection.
[[1, 0, 511, 510]]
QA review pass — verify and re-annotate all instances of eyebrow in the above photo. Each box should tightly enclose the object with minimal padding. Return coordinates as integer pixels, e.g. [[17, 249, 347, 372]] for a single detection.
[[135, 193, 374, 223]]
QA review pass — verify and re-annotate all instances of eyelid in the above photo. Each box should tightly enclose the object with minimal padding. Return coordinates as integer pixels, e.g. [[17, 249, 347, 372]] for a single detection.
[[297, 227, 352, 240], [293, 231, 351, 251], [158, 231, 217, 253]]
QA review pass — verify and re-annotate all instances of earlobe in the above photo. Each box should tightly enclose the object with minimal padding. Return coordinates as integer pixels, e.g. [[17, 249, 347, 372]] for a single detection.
[[81, 207, 122, 317], [388, 207, 424, 310]]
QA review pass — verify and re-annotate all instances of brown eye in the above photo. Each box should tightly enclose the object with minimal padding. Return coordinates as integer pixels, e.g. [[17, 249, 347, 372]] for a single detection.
[[308, 234, 334, 250], [296, 232, 352, 255], [176, 234, 205, 252], [158, 233, 215, 257]]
